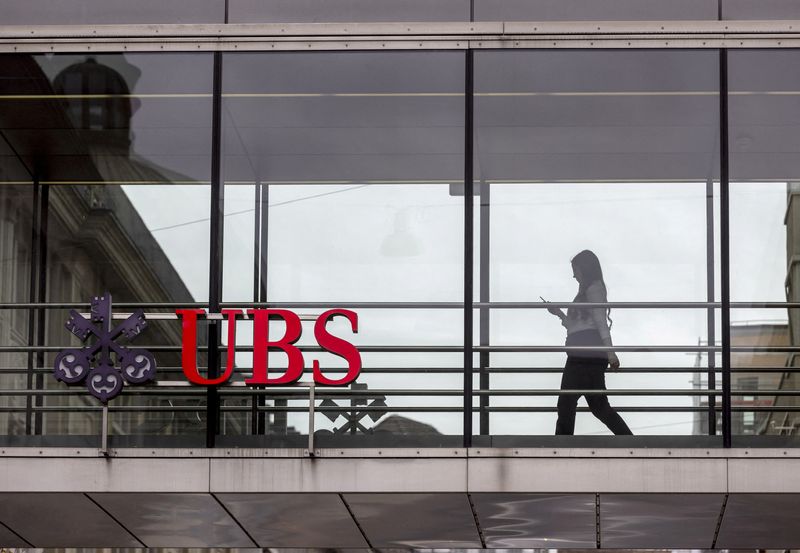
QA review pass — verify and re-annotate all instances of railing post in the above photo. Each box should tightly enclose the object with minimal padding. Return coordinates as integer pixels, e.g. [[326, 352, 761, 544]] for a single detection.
[[99, 404, 109, 457], [308, 382, 316, 457]]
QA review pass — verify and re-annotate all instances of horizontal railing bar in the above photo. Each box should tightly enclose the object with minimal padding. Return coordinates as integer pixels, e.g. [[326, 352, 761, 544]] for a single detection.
[[8, 345, 800, 353], [1, 301, 800, 310], [0, 405, 796, 414], [0, 406, 712, 413], [0, 345, 727, 352], [7, 366, 800, 375], [485, 406, 800, 413], [7, 367, 794, 374], [2, 366, 799, 374], [1, 388, 796, 397]]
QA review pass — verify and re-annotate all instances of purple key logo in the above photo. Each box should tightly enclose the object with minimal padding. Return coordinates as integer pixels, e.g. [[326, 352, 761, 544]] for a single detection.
[[54, 292, 156, 403]]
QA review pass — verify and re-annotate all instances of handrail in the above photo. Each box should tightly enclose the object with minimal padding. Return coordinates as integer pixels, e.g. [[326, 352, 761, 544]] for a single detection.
[[3, 344, 800, 353], [0, 387, 794, 396], [1, 300, 799, 309], [1, 405, 797, 413]]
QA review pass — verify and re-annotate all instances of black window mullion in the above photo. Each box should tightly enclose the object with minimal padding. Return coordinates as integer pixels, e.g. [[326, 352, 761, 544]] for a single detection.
[[464, 49, 474, 448], [719, 48, 732, 448], [207, 50, 224, 448]]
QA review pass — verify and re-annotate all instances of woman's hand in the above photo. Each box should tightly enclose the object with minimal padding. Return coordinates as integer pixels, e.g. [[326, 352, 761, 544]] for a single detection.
[[541, 299, 565, 319], [546, 305, 564, 317], [608, 352, 620, 371]]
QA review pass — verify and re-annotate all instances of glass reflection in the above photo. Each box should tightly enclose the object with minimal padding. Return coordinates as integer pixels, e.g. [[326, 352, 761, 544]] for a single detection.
[[219, 51, 465, 446], [729, 50, 800, 443], [3, 0, 225, 24], [474, 50, 720, 440], [228, 0, 469, 23], [475, 0, 717, 21], [0, 53, 212, 445]]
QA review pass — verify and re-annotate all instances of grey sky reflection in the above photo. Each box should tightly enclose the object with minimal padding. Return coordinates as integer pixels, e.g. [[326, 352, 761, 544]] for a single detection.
[[122, 179, 788, 437]]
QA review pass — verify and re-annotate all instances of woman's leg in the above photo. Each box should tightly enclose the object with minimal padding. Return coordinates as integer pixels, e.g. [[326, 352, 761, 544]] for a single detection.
[[555, 358, 580, 435], [585, 363, 633, 435]]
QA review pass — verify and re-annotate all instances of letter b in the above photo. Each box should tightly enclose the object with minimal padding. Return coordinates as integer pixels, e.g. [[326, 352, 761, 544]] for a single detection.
[[246, 309, 304, 385]]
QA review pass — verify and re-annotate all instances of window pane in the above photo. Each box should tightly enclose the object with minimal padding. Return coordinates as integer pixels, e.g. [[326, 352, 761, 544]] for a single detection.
[[722, 0, 800, 20], [475, 0, 718, 21], [228, 0, 469, 23], [0, 53, 213, 303], [473, 50, 720, 443], [0, 53, 213, 446], [729, 50, 800, 444], [3, 0, 225, 24], [221, 51, 465, 446]]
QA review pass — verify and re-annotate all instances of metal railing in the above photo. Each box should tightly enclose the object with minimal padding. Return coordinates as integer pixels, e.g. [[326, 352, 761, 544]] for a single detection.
[[1, 301, 799, 451]]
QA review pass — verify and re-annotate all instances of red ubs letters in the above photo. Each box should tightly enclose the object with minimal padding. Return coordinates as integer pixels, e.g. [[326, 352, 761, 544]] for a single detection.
[[175, 309, 361, 386]]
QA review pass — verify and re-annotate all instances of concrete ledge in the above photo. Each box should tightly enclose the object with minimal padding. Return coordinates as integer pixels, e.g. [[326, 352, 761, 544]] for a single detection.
[[0, 449, 794, 494], [728, 458, 800, 492], [468, 457, 727, 493], [210, 458, 468, 493], [0, 457, 210, 492]]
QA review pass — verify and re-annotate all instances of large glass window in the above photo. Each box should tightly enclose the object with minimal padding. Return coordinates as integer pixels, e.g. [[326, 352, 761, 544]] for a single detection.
[[220, 51, 465, 446], [474, 0, 718, 21], [473, 50, 721, 443], [729, 50, 800, 444], [4, 44, 800, 448], [0, 53, 214, 446]]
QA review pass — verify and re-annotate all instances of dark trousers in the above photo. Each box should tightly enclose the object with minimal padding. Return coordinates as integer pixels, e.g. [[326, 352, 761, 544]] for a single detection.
[[555, 329, 633, 435]]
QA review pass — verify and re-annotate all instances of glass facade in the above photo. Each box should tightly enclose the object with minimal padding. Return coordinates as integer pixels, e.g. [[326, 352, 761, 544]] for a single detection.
[[0, 45, 797, 448]]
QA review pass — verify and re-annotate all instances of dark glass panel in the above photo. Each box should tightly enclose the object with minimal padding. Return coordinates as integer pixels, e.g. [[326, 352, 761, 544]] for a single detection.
[[0, 181, 33, 440], [0, 53, 214, 303], [475, 0, 718, 21], [722, 0, 800, 20], [228, 0, 469, 23], [3, 0, 225, 25]]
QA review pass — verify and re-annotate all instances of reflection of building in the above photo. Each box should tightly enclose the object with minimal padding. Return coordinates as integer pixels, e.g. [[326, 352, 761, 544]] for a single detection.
[[0, 55, 195, 439], [693, 181, 800, 437], [374, 414, 440, 435], [774, 181, 800, 435], [693, 322, 788, 435]]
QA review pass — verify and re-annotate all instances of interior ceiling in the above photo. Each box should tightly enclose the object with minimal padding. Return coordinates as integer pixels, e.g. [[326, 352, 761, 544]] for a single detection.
[[0, 492, 797, 549]]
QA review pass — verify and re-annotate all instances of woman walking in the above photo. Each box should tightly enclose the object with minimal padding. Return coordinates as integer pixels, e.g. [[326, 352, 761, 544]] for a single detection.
[[545, 250, 632, 435]]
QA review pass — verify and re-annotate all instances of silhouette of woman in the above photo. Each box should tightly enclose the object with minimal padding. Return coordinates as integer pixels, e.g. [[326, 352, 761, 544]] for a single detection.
[[545, 250, 632, 435]]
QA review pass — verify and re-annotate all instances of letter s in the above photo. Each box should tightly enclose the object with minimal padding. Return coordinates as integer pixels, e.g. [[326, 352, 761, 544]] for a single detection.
[[312, 309, 361, 386]]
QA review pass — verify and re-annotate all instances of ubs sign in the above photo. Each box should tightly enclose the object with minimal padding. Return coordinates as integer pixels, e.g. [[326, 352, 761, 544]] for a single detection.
[[54, 293, 362, 403]]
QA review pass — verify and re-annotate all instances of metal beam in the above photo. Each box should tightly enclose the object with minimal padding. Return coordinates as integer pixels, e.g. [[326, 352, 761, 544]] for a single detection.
[[4, 21, 800, 51]]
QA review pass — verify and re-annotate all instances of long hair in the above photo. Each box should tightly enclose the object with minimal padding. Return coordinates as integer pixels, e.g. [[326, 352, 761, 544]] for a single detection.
[[568, 249, 613, 328]]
